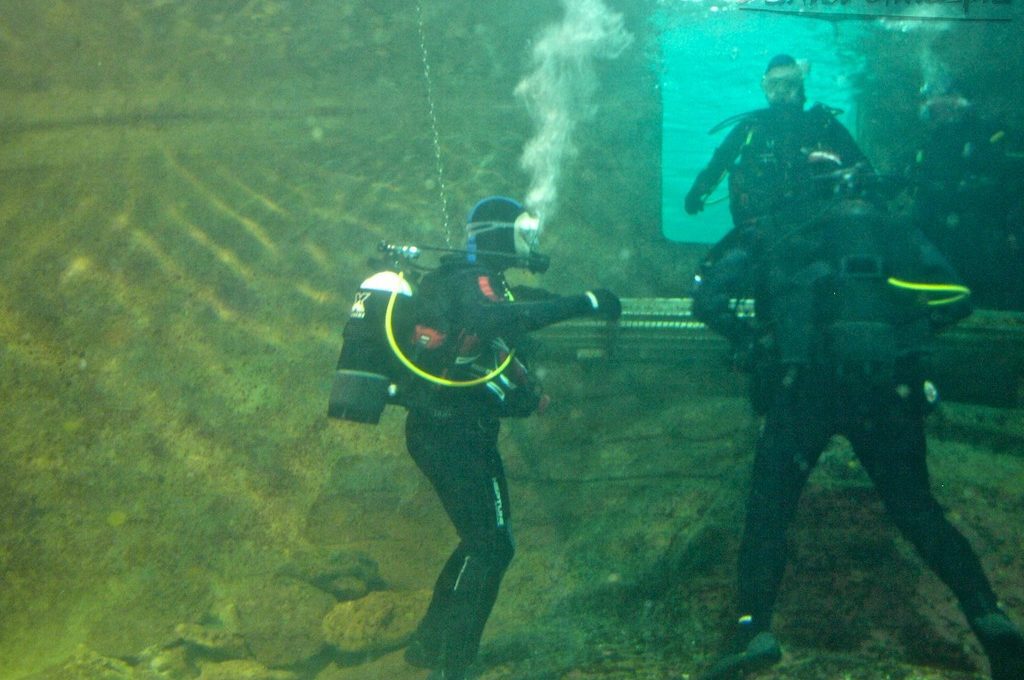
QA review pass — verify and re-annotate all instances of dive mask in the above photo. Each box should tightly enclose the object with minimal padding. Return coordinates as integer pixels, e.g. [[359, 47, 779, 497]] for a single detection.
[[762, 63, 806, 107]]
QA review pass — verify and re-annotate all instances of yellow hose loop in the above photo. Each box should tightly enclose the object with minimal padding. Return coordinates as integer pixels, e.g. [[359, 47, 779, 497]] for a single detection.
[[886, 277, 971, 306], [384, 286, 513, 387]]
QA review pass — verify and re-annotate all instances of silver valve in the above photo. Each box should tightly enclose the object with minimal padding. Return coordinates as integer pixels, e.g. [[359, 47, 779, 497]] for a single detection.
[[378, 241, 422, 260]]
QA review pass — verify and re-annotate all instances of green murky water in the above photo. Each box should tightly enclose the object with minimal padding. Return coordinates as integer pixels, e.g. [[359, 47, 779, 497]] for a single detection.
[[1, 2, 1021, 679]]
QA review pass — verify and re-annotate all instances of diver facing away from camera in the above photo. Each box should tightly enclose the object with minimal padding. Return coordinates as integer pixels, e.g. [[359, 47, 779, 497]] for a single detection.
[[687, 108, 1024, 679]]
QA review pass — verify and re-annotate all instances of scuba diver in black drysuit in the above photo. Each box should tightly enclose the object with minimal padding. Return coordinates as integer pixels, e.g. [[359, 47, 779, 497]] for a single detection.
[[688, 146, 1024, 679], [393, 196, 621, 680]]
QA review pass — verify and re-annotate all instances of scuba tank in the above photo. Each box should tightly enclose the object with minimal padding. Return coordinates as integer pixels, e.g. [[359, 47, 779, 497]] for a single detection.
[[328, 271, 412, 423], [820, 199, 899, 384], [827, 251, 898, 388]]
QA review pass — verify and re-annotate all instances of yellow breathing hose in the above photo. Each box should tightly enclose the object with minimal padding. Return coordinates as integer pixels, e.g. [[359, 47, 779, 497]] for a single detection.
[[886, 277, 971, 306], [383, 285, 513, 388]]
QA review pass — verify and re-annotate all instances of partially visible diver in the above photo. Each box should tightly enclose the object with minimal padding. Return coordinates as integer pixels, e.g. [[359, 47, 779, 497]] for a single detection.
[[689, 155, 1024, 679], [330, 196, 621, 680], [909, 78, 1024, 311]]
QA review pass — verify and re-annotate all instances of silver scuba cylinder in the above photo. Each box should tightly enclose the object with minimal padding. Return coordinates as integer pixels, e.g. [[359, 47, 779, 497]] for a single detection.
[[328, 271, 412, 423]]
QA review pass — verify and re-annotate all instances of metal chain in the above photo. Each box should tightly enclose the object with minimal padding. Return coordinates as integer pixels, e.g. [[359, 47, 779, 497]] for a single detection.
[[415, 0, 452, 245]]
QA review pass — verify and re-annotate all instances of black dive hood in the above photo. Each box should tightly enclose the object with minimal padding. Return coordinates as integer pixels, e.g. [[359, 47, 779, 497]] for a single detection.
[[378, 241, 550, 274]]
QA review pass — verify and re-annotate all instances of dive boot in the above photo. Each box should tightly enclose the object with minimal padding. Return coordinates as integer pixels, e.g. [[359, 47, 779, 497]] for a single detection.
[[972, 612, 1024, 680], [698, 631, 782, 680]]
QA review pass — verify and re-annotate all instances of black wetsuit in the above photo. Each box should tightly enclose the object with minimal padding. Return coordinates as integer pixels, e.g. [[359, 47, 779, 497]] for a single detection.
[[401, 260, 597, 675], [405, 411, 511, 674]]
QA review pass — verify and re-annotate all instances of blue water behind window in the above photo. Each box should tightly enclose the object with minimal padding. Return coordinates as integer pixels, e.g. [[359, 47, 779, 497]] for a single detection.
[[660, 8, 866, 243]]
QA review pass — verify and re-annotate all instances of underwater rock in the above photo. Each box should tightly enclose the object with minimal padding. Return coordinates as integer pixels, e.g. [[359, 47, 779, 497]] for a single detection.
[[321, 589, 430, 656], [196, 659, 297, 680], [310, 663, 344, 680], [230, 577, 335, 669], [174, 622, 249, 659], [82, 569, 214, 660], [22, 646, 135, 679], [131, 642, 193, 678], [277, 546, 384, 600]]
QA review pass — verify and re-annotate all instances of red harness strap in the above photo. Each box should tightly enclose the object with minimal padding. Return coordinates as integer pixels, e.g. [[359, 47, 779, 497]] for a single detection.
[[477, 275, 503, 302]]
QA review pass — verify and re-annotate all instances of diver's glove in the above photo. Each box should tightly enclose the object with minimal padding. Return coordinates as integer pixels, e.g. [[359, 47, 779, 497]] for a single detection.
[[685, 186, 707, 215], [585, 289, 622, 321]]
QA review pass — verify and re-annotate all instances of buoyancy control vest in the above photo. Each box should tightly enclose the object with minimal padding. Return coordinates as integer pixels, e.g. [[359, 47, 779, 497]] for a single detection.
[[727, 104, 860, 228], [400, 263, 543, 418], [327, 266, 542, 423]]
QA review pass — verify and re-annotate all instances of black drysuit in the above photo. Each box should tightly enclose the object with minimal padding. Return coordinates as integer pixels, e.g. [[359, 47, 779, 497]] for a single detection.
[[738, 360, 999, 630], [400, 260, 597, 674], [693, 197, 1007, 652]]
